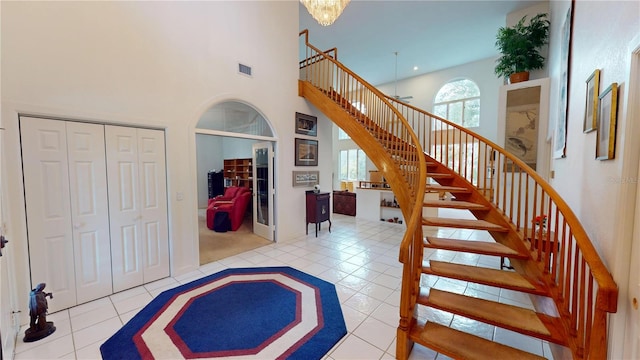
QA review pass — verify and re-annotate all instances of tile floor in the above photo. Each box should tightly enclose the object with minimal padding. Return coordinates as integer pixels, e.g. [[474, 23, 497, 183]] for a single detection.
[[13, 214, 554, 359]]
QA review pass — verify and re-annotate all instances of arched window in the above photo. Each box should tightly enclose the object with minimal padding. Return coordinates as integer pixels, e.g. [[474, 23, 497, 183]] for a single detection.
[[433, 79, 480, 128]]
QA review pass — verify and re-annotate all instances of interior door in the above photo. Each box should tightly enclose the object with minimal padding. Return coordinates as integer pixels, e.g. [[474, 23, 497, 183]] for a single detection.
[[66, 122, 112, 303], [630, 199, 640, 360], [106, 126, 169, 292], [625, 48, 640, 360], [20, 117, 77, 312], [252, 142, 274, 241], [136, 128, 169, 284], [106, 125, 144, 292], [1, 119, 15, 360]]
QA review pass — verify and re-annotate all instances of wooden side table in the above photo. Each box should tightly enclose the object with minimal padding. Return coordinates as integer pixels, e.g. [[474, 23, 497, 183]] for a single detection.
[[306, 191, 331, 237]]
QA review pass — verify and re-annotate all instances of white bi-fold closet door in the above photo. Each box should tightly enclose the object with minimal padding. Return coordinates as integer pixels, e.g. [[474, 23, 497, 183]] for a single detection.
[[20, 117, 169, 311], [105, 125, 169, 293], [21, 118, 112, 311]]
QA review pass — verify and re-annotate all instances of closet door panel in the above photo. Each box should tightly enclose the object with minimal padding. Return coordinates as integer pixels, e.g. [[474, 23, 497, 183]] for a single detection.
[[105, 126, 143, 292], [20, 117, 76, 311], [66, 122, 112, 303], [137, 129, 169, 283]]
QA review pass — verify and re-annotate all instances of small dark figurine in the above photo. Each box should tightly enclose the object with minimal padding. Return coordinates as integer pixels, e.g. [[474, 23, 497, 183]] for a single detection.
[[23, 283, 56, 342]]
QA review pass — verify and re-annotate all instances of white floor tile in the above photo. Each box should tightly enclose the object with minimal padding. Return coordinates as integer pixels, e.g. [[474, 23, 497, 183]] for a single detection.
[[370, 302, 399, 327], [72, 316, 122, 350], [76, 341, 104, 360], [329, 334, 385, 359], [343, 292, 382, 315], [112, 292, 153, 315], [353, 317, 396, 352], [69, 297, 112, 318], [14, 335, 75, 360], [143, 276, 179, 291], [70, 301, 118, 332], [341, 306, 368, 332]]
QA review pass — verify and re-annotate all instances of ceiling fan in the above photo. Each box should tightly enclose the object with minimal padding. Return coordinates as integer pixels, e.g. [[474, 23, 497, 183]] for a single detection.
[[392, 51, 413, 103]]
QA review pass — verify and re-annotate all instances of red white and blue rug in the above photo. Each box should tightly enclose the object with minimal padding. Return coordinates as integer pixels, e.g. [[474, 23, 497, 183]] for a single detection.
[[100, 267, 347, 360]]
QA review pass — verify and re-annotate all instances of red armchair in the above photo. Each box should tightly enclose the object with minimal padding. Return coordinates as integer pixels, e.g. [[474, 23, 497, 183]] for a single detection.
[[208, 186, 244, 207], [206, 188, 252, 231]]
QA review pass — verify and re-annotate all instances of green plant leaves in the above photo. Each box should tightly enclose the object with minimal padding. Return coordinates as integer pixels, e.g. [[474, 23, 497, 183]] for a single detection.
[[494, 13, 550, 79]]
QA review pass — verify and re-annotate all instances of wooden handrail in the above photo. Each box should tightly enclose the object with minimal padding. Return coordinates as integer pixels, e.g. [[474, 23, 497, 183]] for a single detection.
[[299, 29, 426, 264], [299, 30, 427, 356], [299, 29, 617, 359], [385, 94, 618, 358]]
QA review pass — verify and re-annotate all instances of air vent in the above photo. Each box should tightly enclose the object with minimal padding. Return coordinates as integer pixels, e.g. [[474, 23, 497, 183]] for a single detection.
[[238, 63, 252, 76]]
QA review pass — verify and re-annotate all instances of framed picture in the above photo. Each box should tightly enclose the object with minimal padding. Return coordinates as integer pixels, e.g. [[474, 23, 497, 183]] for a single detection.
[[553, 2, 574, 159], [596, 83, 618, 160], [295, 112, 317, 136], [583, 69, 600, 133], [295, 138, 318, 166], [292, 171, 319, 187], [503, 86, 541, 172]]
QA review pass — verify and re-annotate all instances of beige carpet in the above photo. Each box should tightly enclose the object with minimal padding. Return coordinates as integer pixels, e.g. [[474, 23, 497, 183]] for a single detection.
[[198, 209, 272, 265]]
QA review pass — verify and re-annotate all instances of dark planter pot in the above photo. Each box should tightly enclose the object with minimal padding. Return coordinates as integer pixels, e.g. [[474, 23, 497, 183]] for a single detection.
[[509, 71, 530, 84]]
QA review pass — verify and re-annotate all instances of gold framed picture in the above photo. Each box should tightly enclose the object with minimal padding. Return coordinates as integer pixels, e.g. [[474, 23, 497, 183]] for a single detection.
[[595, 83, 618, 160], [583, 69, 600, 133]]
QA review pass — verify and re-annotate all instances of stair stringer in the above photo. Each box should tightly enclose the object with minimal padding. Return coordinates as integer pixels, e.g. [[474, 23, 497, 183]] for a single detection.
[[299, 80, 415, 220]]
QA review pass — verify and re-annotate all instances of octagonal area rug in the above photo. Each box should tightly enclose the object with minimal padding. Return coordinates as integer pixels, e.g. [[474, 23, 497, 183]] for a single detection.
[[100, 267, 347, 360]]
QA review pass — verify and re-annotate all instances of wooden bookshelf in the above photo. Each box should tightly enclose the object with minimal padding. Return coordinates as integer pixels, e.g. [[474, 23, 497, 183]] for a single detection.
[[223, 158, 253, 191]]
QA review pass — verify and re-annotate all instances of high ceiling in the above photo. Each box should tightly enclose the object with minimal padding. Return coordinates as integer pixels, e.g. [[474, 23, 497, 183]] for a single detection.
[[299, 0, 544, 86]]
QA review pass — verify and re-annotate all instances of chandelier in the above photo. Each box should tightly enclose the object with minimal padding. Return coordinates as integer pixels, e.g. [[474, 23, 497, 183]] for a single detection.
[[300, 0, 351, 26]]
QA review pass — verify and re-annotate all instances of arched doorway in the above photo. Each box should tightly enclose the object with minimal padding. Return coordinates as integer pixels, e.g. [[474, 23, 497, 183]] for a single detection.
[[195, 101, 276, 265]]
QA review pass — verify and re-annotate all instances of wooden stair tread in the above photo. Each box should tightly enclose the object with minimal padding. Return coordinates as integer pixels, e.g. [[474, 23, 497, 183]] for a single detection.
[[426, 173, 452, 179], [415, 322, 546, 360], [423, 199, 488, 210], [423, 261, 547, 295], [423, 217, 509, 232], [424, 237, 526, 258], [425, 184, 470, 193], [419, 289, 566, 344]]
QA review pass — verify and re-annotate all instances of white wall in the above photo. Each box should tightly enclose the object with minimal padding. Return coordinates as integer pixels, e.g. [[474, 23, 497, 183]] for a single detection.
[[376, 56, 504, 143], [1, 0, 334, 326], [546, 1, 640, 358]]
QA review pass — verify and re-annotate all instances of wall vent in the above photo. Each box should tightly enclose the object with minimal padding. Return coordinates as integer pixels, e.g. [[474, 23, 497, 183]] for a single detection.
[[238, 63, 252, 76]]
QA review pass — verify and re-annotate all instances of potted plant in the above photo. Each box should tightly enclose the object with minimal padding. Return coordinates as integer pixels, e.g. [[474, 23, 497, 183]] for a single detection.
[[495, 13, 550, 83]]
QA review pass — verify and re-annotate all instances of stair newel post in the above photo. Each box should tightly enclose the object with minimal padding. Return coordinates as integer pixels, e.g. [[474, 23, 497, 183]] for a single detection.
[[588, 304, 608, 359]]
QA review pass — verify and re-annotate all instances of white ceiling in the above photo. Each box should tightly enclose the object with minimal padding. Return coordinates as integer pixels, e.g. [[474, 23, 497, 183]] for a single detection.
[[299, 0, 544, 86]]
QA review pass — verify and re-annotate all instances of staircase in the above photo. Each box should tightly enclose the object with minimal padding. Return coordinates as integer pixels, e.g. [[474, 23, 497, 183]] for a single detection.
[[299, 30, 618, 359]]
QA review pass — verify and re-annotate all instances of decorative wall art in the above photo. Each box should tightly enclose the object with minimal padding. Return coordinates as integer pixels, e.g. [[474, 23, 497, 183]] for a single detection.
[[504, 86, 541, 171], [583, 69, 600, 133], [295, 112, 317, 137], [553, 2, 574, 159], [292, 171, 319, 187], [295, 138, 318, 166], [596, 83, 618, 160]]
